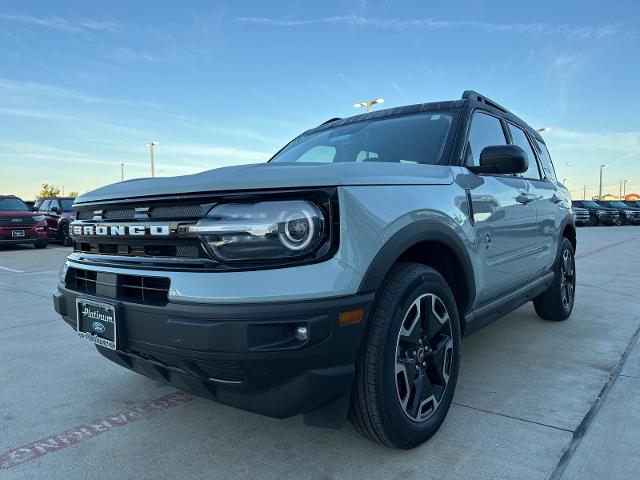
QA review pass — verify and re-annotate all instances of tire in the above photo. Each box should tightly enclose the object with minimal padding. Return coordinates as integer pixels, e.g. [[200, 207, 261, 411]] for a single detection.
[[349, 263, 461, 449], [589, 216, 599, 226], [613, 216, 623, 226], [34, 239, 48, 249], [533, 238, 575, 321], [60, 223, 72, 246]]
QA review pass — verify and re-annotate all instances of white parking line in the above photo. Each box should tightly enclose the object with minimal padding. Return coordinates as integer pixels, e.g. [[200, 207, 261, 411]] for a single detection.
[[0, 266, 24, 273]]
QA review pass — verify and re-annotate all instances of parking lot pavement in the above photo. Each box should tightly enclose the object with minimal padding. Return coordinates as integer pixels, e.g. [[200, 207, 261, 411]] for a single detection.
[[1, 228, 639, 480]]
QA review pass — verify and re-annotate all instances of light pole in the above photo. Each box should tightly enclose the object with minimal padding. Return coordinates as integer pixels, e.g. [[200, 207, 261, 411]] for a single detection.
[[598, 164, 608, 200], [145, 141, 159, 177], [354, 98, 384, 113], [537, 127, 551, 133], [120, 160, 125, 181], [623, 179, 629, 197]]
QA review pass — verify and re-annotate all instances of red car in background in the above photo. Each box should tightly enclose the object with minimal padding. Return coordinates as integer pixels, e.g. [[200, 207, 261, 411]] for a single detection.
[[0, 195, 48, 248], [33, 197, 76, 246]]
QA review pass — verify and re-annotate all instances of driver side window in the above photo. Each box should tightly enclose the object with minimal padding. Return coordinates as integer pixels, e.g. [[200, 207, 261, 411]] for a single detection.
[[465, 112, 508, 167]]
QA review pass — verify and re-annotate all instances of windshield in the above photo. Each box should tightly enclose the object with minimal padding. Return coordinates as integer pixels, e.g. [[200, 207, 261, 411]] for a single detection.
[[608, 202, 627, 208], [270, 111, 457, 165], [0, 198, 29, 212], [581, 201, 601, 208], [60, 199, 75, 211]]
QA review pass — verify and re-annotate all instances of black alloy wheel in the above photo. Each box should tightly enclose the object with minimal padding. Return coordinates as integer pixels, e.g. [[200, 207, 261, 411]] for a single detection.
[[395, 293, 454, 422], [533, 237, 575, 321], [558, 248, 575, 311]]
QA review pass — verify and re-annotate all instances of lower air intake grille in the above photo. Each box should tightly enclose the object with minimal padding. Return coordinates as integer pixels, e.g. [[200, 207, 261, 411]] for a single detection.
[[65, 267, 170, 305]]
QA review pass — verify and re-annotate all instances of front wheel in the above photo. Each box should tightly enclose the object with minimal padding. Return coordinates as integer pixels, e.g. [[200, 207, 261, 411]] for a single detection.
[[349, 263, 461, 449], [533, 238, 575, 321], [60, 223, 72, 246]]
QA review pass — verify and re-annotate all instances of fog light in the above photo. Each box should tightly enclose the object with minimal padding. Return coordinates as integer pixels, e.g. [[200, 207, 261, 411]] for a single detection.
[[294, 326, 309, 342]]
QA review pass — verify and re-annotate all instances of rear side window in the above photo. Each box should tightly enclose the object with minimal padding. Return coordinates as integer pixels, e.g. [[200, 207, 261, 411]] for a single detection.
[[507, 124, 541, 180], [465, 112, 507, 166], [535, 139, 557, 180]]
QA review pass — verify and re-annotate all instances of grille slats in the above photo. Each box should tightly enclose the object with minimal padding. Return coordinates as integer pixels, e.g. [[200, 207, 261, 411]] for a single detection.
[[74, 202, 207, 261], [66, 267, 170, 305], [77, 204, 205, 222], [0, 217, 37, 227]]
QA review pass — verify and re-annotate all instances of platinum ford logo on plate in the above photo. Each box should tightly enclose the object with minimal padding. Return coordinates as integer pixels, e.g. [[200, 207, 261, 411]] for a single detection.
[[92, 321, 106, 333]]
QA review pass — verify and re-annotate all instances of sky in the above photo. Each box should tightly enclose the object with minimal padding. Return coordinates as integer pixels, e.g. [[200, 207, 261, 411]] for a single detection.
[[1, 0, 639, 200]]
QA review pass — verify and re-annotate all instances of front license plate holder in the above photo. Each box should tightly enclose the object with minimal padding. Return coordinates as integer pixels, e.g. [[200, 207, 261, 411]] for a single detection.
[[11, 230, 25, 237], [76, 298, 118, 350]]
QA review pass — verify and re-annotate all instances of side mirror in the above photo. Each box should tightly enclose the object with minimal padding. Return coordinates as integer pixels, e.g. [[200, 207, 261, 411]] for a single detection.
[[51, 206, 61, 214], [467, 145, 528, 175]]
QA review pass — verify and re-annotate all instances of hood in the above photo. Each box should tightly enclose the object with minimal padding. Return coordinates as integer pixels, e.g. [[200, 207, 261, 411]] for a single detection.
[[76, 162, 454, 204], [0, 210, 36, 218]]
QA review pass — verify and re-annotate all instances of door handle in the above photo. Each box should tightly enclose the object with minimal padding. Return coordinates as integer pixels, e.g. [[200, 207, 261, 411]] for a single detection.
[[516, 193, 536, 205]]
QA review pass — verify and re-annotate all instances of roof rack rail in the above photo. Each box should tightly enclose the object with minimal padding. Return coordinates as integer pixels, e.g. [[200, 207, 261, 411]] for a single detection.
[[320, 117, 341, 126], [462, 90, 508, 113]]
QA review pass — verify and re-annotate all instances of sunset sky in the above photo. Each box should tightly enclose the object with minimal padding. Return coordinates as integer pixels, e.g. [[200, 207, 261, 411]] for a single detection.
[[1, 0, 639, 199]]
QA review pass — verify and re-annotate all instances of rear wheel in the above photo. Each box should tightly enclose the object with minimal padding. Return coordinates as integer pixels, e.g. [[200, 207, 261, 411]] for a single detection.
[[349, 263, 461, 449], [34, 239, 48, 249], [533, 238, 575, 321]]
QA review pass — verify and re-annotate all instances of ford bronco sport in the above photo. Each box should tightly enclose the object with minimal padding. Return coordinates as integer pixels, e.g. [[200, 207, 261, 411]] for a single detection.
[[53, 91, 576, 449]]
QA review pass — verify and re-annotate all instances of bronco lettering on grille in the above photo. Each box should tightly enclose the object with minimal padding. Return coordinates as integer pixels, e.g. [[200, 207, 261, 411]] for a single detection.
[[71, 225, 171, 237]]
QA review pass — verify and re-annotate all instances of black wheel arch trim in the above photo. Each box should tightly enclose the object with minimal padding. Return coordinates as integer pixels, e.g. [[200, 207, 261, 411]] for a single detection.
[[357, 220, 476, 315]]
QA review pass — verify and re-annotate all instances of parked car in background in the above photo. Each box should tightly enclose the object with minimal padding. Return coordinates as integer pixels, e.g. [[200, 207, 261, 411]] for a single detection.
[[572, 206, 590, 226], [33, 197, 76, 246], [0, 195, 48, 248], [597, 201, 640, 225], [24, 200, 35, 210], [572, 200, 621, 226], [624, 201, 640, 209]]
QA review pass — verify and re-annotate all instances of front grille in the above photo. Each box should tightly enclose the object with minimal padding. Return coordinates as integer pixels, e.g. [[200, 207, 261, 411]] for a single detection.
[[66, 267, 170, 305], [150, 205, 203, 218], [104, 208, 135, 220], [74, 239, 204, 259], [77, 204, 205, 221], [73, 201, 209, 261], [0, 217, 36, 227]]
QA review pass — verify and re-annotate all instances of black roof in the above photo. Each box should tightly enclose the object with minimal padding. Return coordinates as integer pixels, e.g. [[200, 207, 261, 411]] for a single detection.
[[310, 90, 543, 143]]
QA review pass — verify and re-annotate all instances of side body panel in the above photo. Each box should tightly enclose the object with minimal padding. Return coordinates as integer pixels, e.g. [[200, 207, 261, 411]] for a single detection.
[[460, 173, 537, 304]]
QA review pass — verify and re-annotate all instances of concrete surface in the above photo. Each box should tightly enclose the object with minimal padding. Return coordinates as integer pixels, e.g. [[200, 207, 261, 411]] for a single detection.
[[1, 227, 639, 479]]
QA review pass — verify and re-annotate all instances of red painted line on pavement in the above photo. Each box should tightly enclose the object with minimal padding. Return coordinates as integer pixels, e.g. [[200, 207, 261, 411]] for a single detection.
[[0, 390, 194, 470], [575, 236, 639, 260]]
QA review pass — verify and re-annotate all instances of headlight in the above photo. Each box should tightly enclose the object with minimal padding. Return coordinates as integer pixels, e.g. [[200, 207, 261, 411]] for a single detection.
[[32, 215, 46, 222], [596, 210, 605, 215], [184, 200, 326, 262]]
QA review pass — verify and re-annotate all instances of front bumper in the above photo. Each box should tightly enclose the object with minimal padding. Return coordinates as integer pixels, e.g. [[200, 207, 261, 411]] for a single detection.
[[53, 284, 374, 424], [0, 226, 47, 243], [573, 213, 590, 224]]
